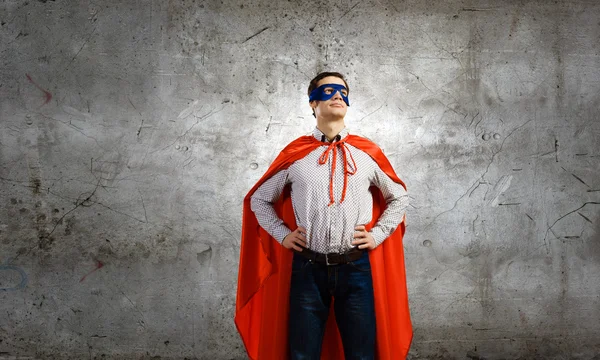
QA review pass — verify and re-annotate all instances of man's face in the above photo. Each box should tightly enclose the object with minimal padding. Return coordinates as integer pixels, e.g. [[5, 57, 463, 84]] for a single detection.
[[310, 76, 348, 120]]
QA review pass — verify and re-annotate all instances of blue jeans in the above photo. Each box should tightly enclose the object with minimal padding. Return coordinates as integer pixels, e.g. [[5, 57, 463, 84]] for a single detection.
[[288, 251, 376, 360]]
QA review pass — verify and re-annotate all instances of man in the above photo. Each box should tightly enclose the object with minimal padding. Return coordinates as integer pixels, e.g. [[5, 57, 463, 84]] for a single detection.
[[236, 72, 412, 360]]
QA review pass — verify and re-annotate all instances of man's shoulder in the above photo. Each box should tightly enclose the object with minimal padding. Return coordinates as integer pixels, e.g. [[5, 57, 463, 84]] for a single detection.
[[347, 133, 403, 184], [348, 133, 377, 143], [280, 134, 317, 152], [267, 134, 320, 168], [346, 133, 385, 154]]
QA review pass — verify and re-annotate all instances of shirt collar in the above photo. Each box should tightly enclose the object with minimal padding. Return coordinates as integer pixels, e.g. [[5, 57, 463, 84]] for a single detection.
[[312, 127, 349, 143]]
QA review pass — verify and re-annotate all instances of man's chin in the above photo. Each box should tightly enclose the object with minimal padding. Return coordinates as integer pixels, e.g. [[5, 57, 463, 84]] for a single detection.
[[327, 108, 347, 116], [321, 115, 346, 122]]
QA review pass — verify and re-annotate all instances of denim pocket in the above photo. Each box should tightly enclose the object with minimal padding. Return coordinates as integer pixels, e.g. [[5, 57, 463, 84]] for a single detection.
[[291, 255, 311, 274]]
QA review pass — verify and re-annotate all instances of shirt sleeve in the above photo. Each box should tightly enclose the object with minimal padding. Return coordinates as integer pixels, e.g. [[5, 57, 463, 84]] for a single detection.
[[250, 169, 292, 244], [369, 164, 409, 247]]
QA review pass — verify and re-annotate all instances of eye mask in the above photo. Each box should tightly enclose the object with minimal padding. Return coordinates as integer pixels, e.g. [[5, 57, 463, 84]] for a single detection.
[[308, 83, 350, 106]]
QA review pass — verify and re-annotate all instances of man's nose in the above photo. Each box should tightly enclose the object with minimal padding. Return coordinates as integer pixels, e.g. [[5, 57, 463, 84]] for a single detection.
[[332, 90, 343, 100]]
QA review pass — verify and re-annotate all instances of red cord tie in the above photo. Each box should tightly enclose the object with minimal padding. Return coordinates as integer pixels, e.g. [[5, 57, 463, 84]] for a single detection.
[[318, 139, 357, 206]]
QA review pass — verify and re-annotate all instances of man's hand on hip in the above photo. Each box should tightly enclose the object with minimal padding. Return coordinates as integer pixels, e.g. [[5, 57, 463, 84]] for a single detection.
[[352, 225, 376, 250], [283, 226, 307, 252]]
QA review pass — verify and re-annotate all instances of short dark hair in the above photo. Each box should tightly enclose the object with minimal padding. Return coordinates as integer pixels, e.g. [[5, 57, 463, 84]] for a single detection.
[[307, 72, 350, 97]]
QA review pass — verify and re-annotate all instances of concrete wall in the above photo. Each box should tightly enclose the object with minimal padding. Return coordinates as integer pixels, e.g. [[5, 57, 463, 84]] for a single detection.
[[1, 0, 599, 358]]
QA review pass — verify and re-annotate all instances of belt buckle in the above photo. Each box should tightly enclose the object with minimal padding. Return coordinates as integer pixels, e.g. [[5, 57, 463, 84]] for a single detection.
[[325, 253, 339, 266]]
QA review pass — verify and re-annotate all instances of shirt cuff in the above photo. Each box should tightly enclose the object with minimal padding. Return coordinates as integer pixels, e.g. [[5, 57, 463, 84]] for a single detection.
[[370, 227, 390, 248], [272, 226, 292, 244]]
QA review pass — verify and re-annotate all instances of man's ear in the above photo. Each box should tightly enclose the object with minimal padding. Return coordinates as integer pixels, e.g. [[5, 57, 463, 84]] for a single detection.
[[309, 100, 317, 118]]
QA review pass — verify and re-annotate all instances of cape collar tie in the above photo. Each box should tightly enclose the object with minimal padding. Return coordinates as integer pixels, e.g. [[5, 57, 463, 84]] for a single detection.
[[318, 136, 357, 206]]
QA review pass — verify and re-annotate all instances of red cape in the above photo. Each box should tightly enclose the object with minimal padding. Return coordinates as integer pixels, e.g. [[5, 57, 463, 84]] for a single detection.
[[235, 135, 412, 359]]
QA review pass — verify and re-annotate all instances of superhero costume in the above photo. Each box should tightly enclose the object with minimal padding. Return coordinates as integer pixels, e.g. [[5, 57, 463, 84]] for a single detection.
[[235, 134, 412, 359]]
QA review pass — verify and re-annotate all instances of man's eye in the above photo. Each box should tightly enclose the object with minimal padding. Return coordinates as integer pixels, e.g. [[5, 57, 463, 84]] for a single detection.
[[341, 91, 348, 96], [324, 88, 333, 94]]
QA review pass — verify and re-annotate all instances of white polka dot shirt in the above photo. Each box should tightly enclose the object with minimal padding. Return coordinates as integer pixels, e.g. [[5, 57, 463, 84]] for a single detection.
[[250, 127, 409, 254]]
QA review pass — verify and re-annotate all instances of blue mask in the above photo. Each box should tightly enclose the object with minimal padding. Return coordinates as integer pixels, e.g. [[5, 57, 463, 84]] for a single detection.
[[309, 83, 350, 106]]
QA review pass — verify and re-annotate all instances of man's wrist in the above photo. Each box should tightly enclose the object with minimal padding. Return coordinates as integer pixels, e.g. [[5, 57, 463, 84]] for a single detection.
[[370, 228, 386, 247]]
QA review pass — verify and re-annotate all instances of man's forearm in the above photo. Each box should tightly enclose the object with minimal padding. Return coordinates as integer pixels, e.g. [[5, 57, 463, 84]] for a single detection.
[[370, 192, 409, 246]]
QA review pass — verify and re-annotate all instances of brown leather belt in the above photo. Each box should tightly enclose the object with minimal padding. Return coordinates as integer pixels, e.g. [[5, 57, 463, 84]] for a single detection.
[[295, 246, 364, 266]]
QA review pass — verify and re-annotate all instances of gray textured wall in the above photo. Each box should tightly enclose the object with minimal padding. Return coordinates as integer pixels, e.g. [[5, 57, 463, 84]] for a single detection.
[[1, 0, 599, 359]]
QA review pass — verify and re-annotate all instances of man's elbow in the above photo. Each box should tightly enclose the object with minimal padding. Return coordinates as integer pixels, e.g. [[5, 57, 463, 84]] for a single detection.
[[250, 196, 273, 213]]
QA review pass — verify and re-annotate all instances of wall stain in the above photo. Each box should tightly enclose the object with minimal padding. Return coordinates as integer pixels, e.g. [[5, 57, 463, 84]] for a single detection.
[[64, 217, 75, 236], [197, 245, 212, 265], [30, 177, 41, 194], [509, 10, 519, 38], [25, 74, 52, 106], [0, 263, 28, 291]]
